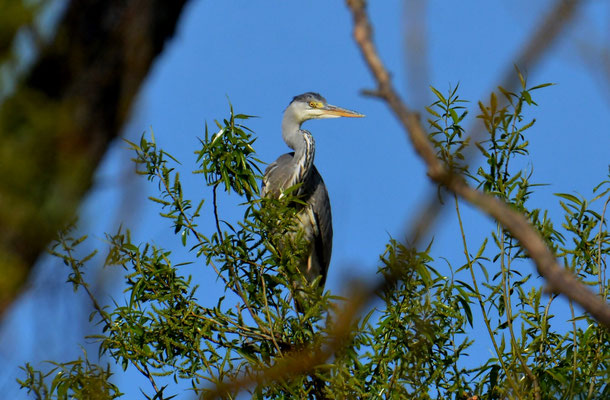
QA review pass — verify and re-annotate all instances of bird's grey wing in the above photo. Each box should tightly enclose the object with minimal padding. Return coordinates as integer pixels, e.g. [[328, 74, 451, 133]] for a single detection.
[[309, 167, 333, 287], [262, 153, 295, 198]]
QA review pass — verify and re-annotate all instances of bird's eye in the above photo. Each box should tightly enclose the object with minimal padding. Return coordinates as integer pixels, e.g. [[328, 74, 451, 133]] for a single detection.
[[309, 101, 318, 108]]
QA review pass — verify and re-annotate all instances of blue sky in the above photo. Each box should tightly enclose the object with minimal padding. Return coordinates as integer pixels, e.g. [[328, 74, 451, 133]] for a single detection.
[[1, 1, 609, 398]]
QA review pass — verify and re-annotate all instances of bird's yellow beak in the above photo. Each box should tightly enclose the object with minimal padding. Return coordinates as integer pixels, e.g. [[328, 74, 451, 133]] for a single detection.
[[321, 104, 365, 118]]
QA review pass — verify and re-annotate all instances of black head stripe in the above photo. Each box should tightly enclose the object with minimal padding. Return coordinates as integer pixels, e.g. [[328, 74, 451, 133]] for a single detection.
[[290, 92, 327, 105]]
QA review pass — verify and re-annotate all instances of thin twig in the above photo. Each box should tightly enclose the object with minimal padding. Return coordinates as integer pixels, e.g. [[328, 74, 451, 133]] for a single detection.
[[155, 167, 227, 284], [454, 195, 522, 396], [211, 184, 272, 340], [500, 229, 540, 399], [259, 265, 283, 355], [597, 194, 610, 296], [568, 299, 578, 398], [60, 237, 162, 396]]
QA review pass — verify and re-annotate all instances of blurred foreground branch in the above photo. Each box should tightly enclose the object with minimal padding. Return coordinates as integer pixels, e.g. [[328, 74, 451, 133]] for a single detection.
[[463, 0, 582, 157], [0, 0, 189, 317]]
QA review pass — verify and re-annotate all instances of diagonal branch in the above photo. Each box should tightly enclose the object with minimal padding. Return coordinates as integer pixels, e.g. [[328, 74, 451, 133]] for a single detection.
[[346, 0, 610, 327]]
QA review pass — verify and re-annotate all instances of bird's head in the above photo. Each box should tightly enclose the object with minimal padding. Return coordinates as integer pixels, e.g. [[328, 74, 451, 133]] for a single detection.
[[286, 92, 364, 124]]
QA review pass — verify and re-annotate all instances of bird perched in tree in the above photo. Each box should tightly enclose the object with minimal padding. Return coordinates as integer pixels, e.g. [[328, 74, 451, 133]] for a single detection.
[[262, 92, 363, 307]]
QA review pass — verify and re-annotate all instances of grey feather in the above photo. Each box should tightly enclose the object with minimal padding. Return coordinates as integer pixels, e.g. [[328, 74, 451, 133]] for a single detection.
[[262, 152, 332, 286]]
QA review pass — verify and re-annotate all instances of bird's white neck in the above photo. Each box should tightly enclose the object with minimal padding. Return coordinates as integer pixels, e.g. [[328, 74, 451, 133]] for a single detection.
[[281, 106, 303, 150], [281, 108, 315, 188]]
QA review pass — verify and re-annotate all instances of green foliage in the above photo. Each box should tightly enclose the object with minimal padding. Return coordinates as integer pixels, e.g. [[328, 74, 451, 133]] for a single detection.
[[18, 351, 121, 400], [328, 241, 474, 398], [19, 81, 610, 399], [425, 70, 609, 399], [195, 104, 261, 201], [427, 83, 469, 174]]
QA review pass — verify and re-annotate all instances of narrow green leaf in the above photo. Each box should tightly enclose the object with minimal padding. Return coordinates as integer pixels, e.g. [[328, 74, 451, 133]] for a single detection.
[[554, 193, 581, 205], [430, 86, 447, 103], [515, 64, 526, 88], [425, 106, 440, 118], [449, 108, 459, 124]]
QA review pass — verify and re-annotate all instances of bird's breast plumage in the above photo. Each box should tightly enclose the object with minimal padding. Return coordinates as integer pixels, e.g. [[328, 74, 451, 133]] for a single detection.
[[262, 152, 333, 287]]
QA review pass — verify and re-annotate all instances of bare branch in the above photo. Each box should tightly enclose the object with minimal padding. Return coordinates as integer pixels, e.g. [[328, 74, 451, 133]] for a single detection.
[[346, 0, 610, 326]]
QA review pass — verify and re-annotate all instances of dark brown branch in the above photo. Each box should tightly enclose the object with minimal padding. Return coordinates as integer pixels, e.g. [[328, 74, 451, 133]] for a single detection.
[[0, 0, 190, 317]]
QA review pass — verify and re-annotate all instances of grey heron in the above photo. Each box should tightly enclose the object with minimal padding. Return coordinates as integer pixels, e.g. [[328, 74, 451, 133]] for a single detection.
[[262, 92, 364, 305]]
